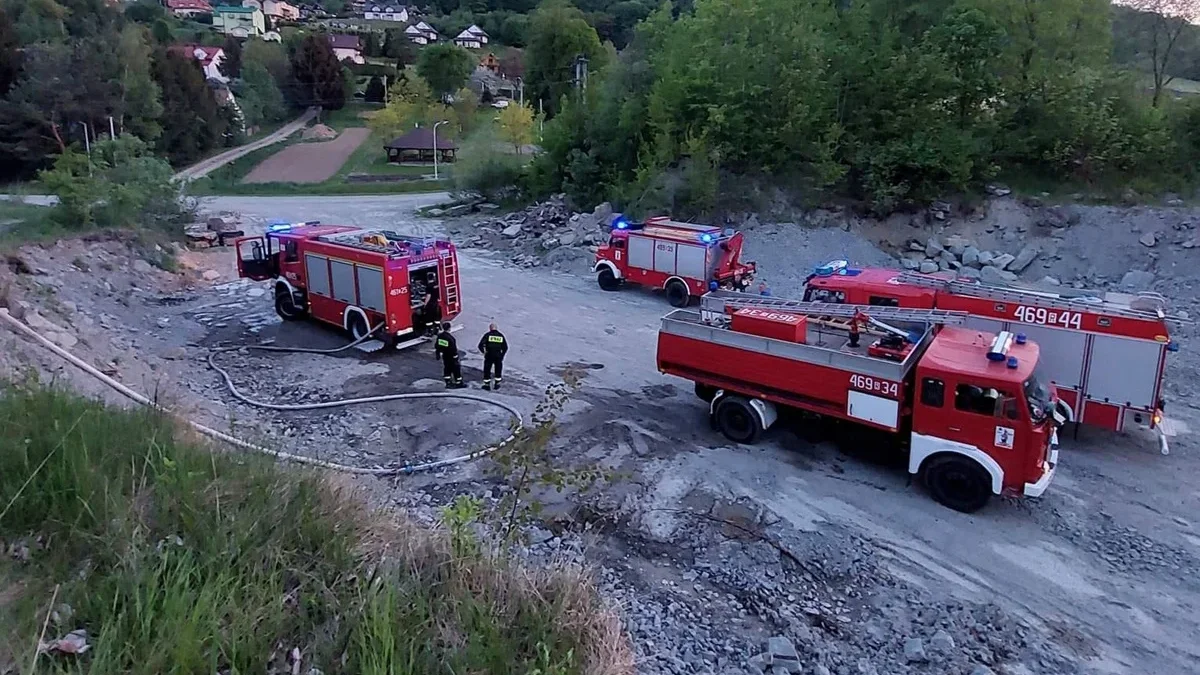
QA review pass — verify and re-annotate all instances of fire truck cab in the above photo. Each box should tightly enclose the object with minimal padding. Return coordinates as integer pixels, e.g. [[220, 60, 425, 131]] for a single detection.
[[594, 215, 756, 307], [234, 222, 461, 347], [657, 292, 1066, 512], [801, 260, 1182, 454]]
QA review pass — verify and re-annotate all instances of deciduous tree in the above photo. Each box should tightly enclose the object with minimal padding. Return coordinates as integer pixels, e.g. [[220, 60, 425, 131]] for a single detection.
[[416, 43, 475, 100], [1127, 0, 1200, 106], [497, 101, 534, 153], [525, 0, 606, 117]]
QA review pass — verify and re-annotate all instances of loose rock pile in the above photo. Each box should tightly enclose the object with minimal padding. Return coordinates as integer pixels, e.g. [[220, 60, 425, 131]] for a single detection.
[[184, 214, 245, 248], [440, 195, 615, 272], [899, 233, 1047, 286]]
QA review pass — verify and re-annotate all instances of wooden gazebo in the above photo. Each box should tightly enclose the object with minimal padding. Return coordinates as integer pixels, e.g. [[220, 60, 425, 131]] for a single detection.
[[384, 127, 458, 164]]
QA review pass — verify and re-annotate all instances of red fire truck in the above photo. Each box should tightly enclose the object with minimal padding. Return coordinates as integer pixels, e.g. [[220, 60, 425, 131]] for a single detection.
[[234, 223, 462, 348], [657, 292, 1069, 512], [801, 261, 1183, 454], [593, 215, 757, 307]]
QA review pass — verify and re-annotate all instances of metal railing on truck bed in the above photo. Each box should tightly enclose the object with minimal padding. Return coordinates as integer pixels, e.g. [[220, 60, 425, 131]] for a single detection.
[[659, 309, 932, 382]]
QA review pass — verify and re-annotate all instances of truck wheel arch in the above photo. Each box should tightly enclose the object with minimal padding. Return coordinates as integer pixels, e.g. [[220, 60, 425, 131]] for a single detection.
[[593, 260, 622, 279], [909, 434, 1004, 495], [664, 276, 690, 308], [343, 306, 373, 336], [709, 391, 778, 444], [275, 278, 301, 302]]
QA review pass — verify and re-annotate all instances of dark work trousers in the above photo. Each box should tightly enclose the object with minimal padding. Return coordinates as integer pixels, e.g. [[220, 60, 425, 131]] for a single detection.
[[442, 356, 463, 384], [483, 355, 504, 383]]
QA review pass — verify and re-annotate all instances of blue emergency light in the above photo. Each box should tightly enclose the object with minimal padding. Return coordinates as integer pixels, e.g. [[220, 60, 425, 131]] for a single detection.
[[612, 215, 631, 230], [814, 260, 849, 277], [1015, 333, 1027, 345], [1007, 356, 1019, 369], [1167, 340, 1180, 353], [699, 232, 715, 244], [267, 220, 292, 232]]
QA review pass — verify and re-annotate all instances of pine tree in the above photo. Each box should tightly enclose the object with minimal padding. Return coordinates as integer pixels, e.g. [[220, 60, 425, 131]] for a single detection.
[[219, 36, 243, 80], [153, 50, 225, 165], [0, 8, 20, 96], [290, 34, 345, 110]]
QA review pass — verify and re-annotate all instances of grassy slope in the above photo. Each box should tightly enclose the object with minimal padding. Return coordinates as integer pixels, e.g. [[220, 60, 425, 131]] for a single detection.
[[0, 385, 626, 674]]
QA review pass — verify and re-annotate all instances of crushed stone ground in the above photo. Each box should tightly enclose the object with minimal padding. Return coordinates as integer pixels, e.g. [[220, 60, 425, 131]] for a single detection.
[[1, 193, 1199, 675]]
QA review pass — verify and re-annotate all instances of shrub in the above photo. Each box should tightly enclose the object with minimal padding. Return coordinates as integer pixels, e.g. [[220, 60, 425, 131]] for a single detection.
[[453, 128, 528, 202], [37, 135, 185, 231]]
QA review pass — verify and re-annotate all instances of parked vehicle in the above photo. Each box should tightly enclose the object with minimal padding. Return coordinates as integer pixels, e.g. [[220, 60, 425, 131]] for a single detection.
[[234, 222, 461, 348], [593, 215, 757, 307], [656, 291, 1069, 512], [801, 261, 1184, 453]]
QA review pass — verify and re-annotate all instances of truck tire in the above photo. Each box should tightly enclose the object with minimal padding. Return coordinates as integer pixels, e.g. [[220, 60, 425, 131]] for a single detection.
[[347, 312, 372, 342], [665, 280, 690, 308], [274, 287, 304, 321], [694, 383, 718, 403], [715, 396, 763, 445], [597, 267, 621, 291], [924, 455, 992, 513]]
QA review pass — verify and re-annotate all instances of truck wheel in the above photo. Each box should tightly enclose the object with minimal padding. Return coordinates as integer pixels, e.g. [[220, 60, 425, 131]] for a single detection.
[[924, 455, 992, 513], [715, 396, 763, 445], [597, 268, 621, 291], [665, 280, 690, 308], [347, 312, 372, 342], [694, 383, 718, 403], [274, 288, 304, 321]]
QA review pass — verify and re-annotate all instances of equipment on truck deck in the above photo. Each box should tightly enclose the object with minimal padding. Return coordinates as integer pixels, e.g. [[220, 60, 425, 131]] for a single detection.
[[801, 261, 1187, 454], [233, 222, 462, 350], [593, 215, 757, 307], [657, 291, 1069, 513]]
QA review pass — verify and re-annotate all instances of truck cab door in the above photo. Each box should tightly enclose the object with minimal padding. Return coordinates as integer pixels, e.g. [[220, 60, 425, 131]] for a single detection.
[[235, 236, 278, 281]]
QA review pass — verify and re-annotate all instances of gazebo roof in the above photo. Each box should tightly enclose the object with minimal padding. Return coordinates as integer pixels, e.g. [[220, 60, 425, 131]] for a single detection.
[[384, 127, 458, 151]]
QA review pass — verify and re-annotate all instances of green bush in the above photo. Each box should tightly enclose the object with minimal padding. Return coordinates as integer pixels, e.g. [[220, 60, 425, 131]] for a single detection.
[[453, 128, 528, 202], [37, 135, 186, 231]]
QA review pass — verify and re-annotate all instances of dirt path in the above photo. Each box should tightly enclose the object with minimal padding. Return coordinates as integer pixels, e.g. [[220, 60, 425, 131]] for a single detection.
[[241, 128, 371, 184], [174, 108, 318, 182]]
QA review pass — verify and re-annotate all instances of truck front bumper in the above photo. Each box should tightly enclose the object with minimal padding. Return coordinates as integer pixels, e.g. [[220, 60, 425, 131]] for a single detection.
[[1023, 447, 1059, 498]]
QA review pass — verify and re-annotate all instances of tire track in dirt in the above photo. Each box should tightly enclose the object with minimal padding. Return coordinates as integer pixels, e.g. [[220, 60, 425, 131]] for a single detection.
[[242, 128, 372, 184]]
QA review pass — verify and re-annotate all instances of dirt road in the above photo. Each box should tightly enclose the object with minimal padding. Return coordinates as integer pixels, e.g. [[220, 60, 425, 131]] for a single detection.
[[241, 128, 371, 184], [174, 109, 318, 181], [4, 193, 1198, 675]]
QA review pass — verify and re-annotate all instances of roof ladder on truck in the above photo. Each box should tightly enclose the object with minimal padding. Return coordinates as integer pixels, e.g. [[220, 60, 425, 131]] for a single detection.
[[700, 292, 969, 326], [895, 272, 1184, 322], [439, 250, 461, 316]]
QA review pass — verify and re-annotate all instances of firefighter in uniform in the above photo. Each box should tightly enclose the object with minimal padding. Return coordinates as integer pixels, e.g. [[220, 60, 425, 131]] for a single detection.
[[434, 322, 464, 388], [478, 323, 508, 390]]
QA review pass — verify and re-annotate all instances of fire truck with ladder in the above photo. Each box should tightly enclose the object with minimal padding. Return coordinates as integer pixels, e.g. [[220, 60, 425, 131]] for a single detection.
[[593, 215, 757, 307], [800, 261, 1185, 454], [656, 291, 1069, 512], [234, 222, 462, 349]]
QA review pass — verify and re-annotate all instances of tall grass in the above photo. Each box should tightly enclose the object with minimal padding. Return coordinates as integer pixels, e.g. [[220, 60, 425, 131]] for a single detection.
[[0, 385, 631, 675]]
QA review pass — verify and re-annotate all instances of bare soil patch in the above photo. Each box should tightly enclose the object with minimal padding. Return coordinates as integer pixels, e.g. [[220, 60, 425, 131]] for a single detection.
[[242, 128, 371, 184]]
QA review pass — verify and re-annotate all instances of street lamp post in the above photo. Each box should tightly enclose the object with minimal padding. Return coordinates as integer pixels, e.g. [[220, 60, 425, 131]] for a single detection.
[[432, 120, 448, 181]]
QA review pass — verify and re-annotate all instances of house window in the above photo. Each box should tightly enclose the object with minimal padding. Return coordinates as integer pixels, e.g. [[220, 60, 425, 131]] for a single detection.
[[868, 296, 899, 307], [954, 384, 1010, 417], [920, 378, 944, 408]]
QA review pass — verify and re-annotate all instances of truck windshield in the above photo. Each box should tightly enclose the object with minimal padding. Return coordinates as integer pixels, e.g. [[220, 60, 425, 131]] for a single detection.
[[1023, 370, 1054, 423]]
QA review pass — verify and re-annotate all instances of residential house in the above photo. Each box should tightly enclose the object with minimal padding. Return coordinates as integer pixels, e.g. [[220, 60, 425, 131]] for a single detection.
[[243, 0, 300, 21], [166, 0, 212, 17], [328, 34, 365, 64], [405, 21, 439, 45], [479, 52, 500, 73], [169, 44, 227, 83], [213, 5, 265, 37], [469, 66, 516, 101], [363, 4, 408, 22], [452, 24, 488, 49]]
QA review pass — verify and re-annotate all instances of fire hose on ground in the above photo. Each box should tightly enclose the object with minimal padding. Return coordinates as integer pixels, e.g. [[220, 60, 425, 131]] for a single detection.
[[0, 307, 524, 476]]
